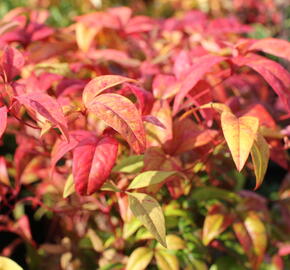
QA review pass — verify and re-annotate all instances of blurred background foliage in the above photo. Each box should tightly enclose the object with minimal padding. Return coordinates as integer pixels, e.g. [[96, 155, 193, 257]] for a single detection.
[[0, 0, 289, 39]]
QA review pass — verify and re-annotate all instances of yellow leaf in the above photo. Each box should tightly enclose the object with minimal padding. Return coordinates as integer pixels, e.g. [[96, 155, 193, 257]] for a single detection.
[[87, 228, 103, 252], [63, 174, 75, 198], [128, 192, 167, 247], [155, 249, 179, 270], [126, 247, 153, 270], [156, 235, 185, 250], [221, 111, 259, 171], [128, 171, 177, 190], [76, 23, 99, 52], [251, 133, 270, 190], [244, 211, 267, 269], [0, 256, 23, 270]]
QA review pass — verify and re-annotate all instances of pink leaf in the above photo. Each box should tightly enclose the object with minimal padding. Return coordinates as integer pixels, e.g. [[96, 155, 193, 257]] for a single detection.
[[142, 115, 166, 129], [0, 106, 7, 139], [15, 92, 69, 141], [232, 55, 290, 112], [73, 135, 118, 196], [248, 38, 290, 62], [0, 46, 24, 82], [173, 55, 225, 114]]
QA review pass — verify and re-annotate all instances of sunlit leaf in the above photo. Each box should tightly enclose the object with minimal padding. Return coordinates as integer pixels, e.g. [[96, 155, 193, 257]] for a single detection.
[[128, 192, 167, 247], [73, 135, 118, 195], [87, 93, 146, 154], [0, 256, 23, 270], [126, 247, 153, 270], [155, 249, 179, 270], [83, 75, 136, 107], [16, 92, 69, 141], [221, 111, 259, 171], [63, 174, 75, 198], [128, 171, 177, 190], [113, 155, 144, 173]]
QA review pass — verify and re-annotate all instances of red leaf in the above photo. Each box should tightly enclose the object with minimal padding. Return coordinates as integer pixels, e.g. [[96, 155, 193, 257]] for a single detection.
[[50, 130, 92, 173], [0, 46, 24, 82], [121, 83, 154, 115], [165, 118, 218, 155], [248, 38, 290, 62], [87, 93, 146, 154], [15, 92, 69, 141], [0, 106, 7, 139], [232, 55, 290, 112], [173, 55, 225, 114], [82, 75, 136, 107], [73, 135, 118, 196]]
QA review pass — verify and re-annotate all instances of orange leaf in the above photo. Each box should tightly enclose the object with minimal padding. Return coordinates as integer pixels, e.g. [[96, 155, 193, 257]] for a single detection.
[[87, 93, 146, 154], [82, 75, 136, 107], [221, 111, 259, 171]]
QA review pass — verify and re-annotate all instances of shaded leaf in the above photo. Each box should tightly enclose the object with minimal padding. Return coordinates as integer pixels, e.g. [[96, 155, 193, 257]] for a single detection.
[[0, 46, 24, 82], [128, 171, 177, 189], [128, 192, 167, 247], [126, 247, 153, 270], [73, 135, 118, 196], [251, 133, 270, 190], [87, 228, 103, 252], [87, 93, 146, 154], [221, 111, 259, 171], [191, 187, 240, 203], [146, 100, 172, 147], [233, 219, 253, 259], [244, 211, 267, 270], [202, 204, 233, 245], [173, 55, 225, 114], [232, 55, 290, 112], [83, 75, 136, 107]]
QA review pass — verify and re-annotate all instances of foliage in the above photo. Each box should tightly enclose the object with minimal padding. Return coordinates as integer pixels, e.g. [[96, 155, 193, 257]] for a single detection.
[[0, 2, 289, 270]]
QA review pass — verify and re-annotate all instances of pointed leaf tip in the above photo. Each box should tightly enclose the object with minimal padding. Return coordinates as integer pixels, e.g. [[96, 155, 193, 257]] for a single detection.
[[221, 111, 259, 171]]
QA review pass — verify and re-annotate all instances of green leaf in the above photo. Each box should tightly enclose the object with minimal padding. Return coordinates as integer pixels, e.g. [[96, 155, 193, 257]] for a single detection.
[[0, 256, 23, 270], [202, 204, 232, 246], [250, 133, 270, 190], [113, 155, 144, 173], [128, 171, 177, 189], [191, 187, 240, 203], [63, 174, 75, 198], [126, 247, 153, 270], [128, 192, 167, 247], [101, 180, 120, 192], [123, 217, 142, 239]]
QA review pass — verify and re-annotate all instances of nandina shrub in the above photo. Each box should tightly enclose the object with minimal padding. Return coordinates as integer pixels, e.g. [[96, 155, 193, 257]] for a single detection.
[[0, 5, 289, 270]]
